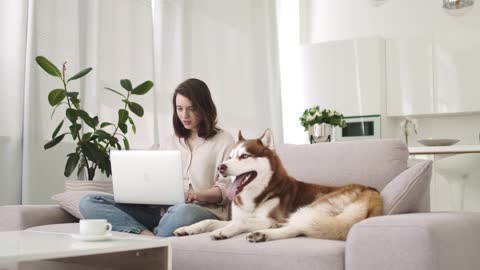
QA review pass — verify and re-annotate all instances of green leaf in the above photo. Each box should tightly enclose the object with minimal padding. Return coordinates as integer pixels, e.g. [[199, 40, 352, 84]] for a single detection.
[[123, 138, 130, 150], [93, 116, 99, 127], [128, 117, 136, 134], [69, 124, 82, 140], [81, 132, 92, 141], [35, 56, 62, 77], [97, 157, 112, 177], [52, 120, 64, 139], [81, 141, 105, 163], [131, 80, 154, 95], [77, 110, 97, 128], [66, 92, 79, 99], [96, 130, 111, 141], [97, 143, 106, 152], [120, 79, 133, 91], [119, 123, 128, 133], [66, 108, 78, 123], [67, 67, 92, 82], [48, 89, 66, 106], [106, 161, 112, 177], [127, 102, 144, 117], [105, 87, 126, 98], [44, 134, 66, 150], [64, 153, 80, 177], [118, 109, 128, 124], [100, 122, 114, 128], [71, 96, 81, 109], [109, 137, 119, 145]]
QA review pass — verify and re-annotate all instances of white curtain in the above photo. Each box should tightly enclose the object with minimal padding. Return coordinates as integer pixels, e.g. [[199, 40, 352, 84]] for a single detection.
[[152, 0, 283, 141], [0, 0, 29, 205], [1, 0, 156, 205], [0, 0, 281, 205]]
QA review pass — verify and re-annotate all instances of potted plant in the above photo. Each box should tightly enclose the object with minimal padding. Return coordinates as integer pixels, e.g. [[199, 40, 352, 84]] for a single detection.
[[299, 106, 347, 143], [36, 56, 153, 189]]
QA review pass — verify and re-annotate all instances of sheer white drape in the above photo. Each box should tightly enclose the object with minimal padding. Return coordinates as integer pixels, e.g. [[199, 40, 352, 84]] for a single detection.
[[1, 0, 156, 204], [0, 0, 28, 205], [152, 0, 283, 141], [0, 0, 281, 205]]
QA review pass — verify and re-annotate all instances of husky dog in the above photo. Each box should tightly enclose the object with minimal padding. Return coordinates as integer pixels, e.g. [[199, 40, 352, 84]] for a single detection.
[[174, 129, 383, 242]]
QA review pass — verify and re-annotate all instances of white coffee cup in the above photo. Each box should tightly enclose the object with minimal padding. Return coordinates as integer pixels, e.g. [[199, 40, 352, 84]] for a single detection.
[[79, 219, 112, 236]]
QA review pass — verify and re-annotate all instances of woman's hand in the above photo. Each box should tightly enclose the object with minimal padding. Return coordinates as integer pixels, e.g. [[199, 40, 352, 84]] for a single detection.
[[185, 191, 199, 203], [184, 187, 223, 204]]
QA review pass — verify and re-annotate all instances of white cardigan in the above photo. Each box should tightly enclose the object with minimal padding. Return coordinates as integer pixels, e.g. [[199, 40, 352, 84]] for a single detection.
[[159, 130, 235, 220]]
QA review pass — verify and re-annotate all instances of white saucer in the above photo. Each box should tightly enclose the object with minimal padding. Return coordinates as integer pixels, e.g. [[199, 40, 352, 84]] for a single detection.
[[71, 233, 112, 241]]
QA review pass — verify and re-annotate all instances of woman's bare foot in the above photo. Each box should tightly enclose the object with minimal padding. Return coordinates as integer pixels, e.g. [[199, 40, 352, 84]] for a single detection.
[[140, 229, 154, 236]]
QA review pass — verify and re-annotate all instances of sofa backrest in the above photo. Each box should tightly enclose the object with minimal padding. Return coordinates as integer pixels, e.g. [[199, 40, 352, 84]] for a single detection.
[[275, 139, 408, 191]]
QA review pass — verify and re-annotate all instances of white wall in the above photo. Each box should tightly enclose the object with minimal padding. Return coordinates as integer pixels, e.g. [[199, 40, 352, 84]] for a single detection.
[[301, 0, 480, 211], [301, 0, 480, 145], [302, 0, 450, 42]]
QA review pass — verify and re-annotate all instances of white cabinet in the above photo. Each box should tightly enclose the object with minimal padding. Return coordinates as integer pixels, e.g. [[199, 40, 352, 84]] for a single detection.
[[300, 37, 384, 117], [386, 32, 480, 116], [433, 31, 480, 113], [386, 36, 434, 116]]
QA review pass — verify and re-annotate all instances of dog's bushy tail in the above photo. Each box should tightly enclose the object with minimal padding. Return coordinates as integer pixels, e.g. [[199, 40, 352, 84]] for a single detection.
[[297, 186, 382, 241], [366, 189, 384, 217]]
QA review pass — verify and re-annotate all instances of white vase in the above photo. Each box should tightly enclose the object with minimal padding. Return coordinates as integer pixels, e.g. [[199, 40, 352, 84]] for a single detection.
[[308, 123, 334, 143]]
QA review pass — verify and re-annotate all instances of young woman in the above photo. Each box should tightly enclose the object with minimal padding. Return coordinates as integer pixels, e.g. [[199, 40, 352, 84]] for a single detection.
[[79, 78, 234, 237]]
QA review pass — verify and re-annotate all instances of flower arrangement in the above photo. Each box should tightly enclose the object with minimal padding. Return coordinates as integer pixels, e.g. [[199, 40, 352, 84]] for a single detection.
[[400, 117, 418, 146], [300, 106, 347, 131]]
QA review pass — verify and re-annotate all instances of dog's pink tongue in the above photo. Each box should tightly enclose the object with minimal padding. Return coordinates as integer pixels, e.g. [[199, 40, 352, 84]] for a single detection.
[[227, 177, 242, 200]]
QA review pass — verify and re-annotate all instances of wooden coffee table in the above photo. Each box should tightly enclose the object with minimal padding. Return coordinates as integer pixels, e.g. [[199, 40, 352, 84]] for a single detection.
[[0, 230, 170, 270]]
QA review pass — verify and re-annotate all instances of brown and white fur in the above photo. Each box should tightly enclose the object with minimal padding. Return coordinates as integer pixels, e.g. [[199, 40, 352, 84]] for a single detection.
[[174, 129, 383, 242]]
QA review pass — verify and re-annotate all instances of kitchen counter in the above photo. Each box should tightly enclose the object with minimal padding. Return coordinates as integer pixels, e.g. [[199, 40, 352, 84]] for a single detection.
[[409, 145, 480, 155]]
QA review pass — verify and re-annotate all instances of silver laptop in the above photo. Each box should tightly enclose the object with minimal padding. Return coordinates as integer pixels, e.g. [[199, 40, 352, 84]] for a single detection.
[[111, 150, 185, 205]]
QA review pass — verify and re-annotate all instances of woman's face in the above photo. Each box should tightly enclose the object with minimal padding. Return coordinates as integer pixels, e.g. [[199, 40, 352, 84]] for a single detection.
[[176, 94, 201, 132]]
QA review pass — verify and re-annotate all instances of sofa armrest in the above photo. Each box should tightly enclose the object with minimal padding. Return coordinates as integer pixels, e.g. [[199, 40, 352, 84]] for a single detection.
[[0, 205, 78, 231], [346, 212, 480, 270], [381, 160, 432, 214]]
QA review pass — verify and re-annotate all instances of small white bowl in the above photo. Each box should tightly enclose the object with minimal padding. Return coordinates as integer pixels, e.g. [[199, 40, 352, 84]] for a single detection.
[[417, 138, 460, 147]]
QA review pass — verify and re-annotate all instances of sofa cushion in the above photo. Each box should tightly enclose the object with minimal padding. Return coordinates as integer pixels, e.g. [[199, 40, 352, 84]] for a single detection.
[[381, 160, 432, 214], [170, 233, 345, 270], [276, 139, 408, 191], [50, 191, 111, 219]]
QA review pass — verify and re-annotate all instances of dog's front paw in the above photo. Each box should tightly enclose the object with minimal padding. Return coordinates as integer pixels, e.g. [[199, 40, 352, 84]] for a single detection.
[[246, 231, 267, 243], [209, 230, 229, 240], [174, 226, 195, 236]]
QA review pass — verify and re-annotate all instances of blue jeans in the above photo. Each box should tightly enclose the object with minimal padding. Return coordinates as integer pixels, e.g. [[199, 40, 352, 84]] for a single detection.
[[79, 194, 216, 237]]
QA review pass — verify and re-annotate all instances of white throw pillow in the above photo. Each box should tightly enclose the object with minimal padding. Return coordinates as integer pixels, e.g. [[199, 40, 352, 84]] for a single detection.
[[51, 191, 112, 219]]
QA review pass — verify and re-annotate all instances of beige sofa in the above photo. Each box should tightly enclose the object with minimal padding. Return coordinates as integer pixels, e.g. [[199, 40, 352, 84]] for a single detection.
[[2, 139, 480, 270]]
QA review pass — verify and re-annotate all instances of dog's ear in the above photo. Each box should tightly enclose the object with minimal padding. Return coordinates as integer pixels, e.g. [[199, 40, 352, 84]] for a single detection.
[[238, 130, 245, 141], [259, 128, 274, 150]]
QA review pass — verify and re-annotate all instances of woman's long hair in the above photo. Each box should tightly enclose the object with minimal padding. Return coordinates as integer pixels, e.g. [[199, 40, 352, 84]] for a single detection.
[[172, 78, 219, 139]]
